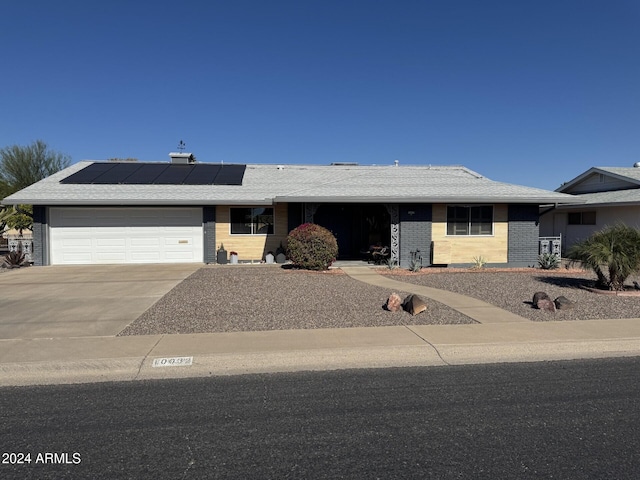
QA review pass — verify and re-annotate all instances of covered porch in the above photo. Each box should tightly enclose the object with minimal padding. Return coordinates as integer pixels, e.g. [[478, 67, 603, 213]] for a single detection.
[[309, 203, 394, 262]]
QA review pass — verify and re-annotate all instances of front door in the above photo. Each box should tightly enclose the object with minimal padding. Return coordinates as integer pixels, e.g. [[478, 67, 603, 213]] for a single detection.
[[313, 204, 390, 259]]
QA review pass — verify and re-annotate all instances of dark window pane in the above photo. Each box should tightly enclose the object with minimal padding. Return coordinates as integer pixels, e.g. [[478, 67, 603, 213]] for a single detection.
[[447, 206, 469, 235], [230, 208, 252, 234], [470, 206, 493, 235], [253, 208, 274, 234], [568, 212, 581, 225]]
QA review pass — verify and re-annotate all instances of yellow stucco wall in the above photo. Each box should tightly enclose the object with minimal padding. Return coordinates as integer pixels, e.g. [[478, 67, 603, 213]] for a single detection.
[[215, 204, 288, 261], [431, 204, 508, 264]]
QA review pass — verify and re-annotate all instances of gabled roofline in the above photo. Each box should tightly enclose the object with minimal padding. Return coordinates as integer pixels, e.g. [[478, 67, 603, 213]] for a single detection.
[[556, 167, 640, 192]]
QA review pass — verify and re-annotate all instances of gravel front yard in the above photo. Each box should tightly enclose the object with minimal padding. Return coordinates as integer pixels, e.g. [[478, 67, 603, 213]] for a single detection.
[[384, 268, 640, 322], [118, 266, 473, 336], [119, 265, 640, 336]]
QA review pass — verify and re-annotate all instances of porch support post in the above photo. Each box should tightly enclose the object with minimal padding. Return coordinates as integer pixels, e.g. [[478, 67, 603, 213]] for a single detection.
[[304, 203, 320, 223], [385, 203, 399, 265]]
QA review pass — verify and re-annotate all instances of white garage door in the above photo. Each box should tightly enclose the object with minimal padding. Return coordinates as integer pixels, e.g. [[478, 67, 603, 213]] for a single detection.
[[50, 207, 203, 264]]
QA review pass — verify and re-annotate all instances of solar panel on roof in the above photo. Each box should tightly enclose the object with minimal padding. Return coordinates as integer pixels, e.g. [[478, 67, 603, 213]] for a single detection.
[[213, 164, 246, 185], [120, 164, 169, 184], [60, 163, 116, 184], [91, 163, 144, 184], [153, 164, 194, 184], [60, 162, 246, 185], [183, 164, 222, 185]]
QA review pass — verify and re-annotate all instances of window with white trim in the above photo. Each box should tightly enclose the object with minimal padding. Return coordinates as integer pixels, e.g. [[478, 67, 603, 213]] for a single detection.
[[230, 207, 274, 234], [446, 205, 493, 235]]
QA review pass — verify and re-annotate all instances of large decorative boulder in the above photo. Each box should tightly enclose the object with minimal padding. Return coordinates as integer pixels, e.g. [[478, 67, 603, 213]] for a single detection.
[[536, 298, 556, 312], [554, 296, 575, 310], [532, 291, 551, 304], [385, 293, 403, 312], [532, 292, 555, 311], [402, 294, 428, 316]]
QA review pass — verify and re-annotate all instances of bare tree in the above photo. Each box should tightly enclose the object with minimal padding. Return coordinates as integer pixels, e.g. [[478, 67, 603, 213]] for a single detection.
[[0, 140, 71, 232]]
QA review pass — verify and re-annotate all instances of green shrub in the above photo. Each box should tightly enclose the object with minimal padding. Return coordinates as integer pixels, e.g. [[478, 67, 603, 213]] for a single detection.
[[567, 224, 640, 290], [538, 253, 560, 270], [286, 223, 338, 270]]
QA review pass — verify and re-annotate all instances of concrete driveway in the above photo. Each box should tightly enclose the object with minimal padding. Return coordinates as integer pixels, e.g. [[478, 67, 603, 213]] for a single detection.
[[0, 264, 201, 339]]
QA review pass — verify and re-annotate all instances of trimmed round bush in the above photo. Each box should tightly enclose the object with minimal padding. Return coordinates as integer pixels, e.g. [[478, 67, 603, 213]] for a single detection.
[[286, 223, 338, 270]]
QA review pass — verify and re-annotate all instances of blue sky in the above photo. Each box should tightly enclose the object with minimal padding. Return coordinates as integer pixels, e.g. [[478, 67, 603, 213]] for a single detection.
[[2, 0, 638, 191]]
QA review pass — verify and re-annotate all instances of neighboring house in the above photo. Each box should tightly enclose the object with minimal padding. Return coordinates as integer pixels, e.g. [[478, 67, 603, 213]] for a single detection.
[[1, 153, 580, 268], [540, 165, 640, 253]]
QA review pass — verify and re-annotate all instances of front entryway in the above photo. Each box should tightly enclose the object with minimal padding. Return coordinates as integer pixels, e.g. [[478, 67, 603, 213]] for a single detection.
[[313, 204, 390, 260]]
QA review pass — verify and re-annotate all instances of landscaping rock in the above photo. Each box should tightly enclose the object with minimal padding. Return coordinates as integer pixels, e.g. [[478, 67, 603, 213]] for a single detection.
[[533, 291, 551, 304], [536, 298, 556, 312], [402, 294, 428, 316], [385, 293, 403, 312], [554, 296, 575, 310]]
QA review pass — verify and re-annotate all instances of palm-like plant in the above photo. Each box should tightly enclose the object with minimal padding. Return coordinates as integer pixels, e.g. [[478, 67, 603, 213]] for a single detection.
[[567, 224, 640, 291]]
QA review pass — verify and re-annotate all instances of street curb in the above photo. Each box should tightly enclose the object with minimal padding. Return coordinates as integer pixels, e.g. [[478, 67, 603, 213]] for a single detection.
[[2, 341, 639, 387]]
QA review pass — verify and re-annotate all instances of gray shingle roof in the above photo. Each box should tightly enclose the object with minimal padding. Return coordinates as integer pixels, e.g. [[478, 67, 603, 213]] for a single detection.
[[558, 189, 640, 207], [557, 166, 640, 193], [553, 166, 640, 207], [2, 161, 582, 206], [596, 167, 640, 183]]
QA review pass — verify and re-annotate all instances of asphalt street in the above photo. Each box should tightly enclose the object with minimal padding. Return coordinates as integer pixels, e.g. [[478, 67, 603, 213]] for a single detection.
[[1, 358, 639, 479]]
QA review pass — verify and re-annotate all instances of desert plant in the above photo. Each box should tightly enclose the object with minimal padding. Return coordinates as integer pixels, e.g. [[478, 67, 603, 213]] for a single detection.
[[385, 257, 398, 270], [567, 224, 640, 291], [408, 258, 421, 272], [286, 223, 338, 270], [471, 256, 487, 269], [538, 253, 560, 270], [408, 250, 422, 272], [2, 249, 26, 268]]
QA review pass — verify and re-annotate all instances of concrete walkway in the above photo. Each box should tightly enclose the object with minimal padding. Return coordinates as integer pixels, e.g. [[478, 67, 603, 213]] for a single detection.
[[341, 266, 528, 324]]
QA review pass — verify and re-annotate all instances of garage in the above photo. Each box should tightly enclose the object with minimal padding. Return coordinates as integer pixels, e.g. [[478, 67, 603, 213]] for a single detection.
[[49, 207, 203, 264]]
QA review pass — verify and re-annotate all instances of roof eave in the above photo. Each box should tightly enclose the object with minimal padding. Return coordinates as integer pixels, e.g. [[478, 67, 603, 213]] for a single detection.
[[273, 195, 584, 204], [553, 200, 640, 209], [2, 198, 274, 206]]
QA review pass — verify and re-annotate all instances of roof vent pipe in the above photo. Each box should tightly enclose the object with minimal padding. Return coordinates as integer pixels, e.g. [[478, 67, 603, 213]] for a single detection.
[[634, 162, 640, 168], [394, 159, 399, 167]]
